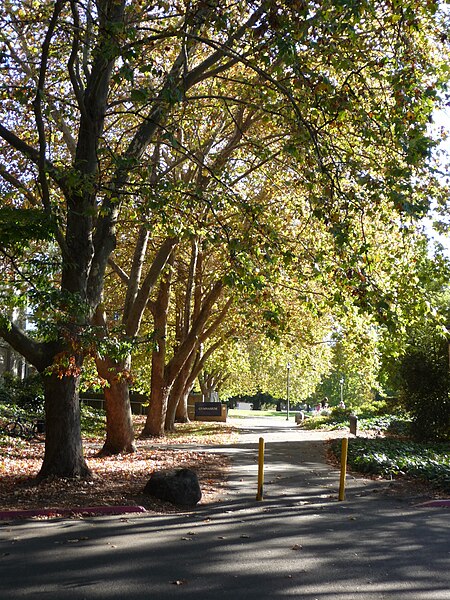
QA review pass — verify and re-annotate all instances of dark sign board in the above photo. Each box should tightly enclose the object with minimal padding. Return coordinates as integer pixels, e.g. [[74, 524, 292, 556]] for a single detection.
[[195, 402, 222, 417]]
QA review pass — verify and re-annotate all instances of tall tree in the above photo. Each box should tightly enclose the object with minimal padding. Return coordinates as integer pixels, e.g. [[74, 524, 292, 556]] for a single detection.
[[0, 0, 446, 473], [0, 0, 299, 474]]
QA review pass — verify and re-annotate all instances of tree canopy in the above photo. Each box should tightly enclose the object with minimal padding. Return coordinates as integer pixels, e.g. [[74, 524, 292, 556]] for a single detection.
[[0, 0, 448, 475]]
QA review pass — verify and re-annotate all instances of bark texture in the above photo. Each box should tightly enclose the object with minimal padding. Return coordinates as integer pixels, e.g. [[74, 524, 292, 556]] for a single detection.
[[38, 370, 90, 480], [141, 259, 173, 437], [95, 355, 136, 455]]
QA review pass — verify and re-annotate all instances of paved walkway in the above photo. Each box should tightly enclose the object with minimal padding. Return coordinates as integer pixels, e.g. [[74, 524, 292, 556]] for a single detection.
[[0, 416, 449, 599], [221, 417, 376, 505]]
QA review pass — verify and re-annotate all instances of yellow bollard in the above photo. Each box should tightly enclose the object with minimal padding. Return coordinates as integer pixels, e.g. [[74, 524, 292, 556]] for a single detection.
[[256, 437, 265, 501], [338, 437, 349, 501]]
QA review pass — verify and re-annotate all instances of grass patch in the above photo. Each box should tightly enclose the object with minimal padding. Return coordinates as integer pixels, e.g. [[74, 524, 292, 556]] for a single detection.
[[228, 408, 290, 418], [132, 416, 238, 445]]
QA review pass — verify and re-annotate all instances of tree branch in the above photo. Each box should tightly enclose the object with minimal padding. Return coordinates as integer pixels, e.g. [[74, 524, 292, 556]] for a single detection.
[[126, 236, 178, 337], [0, 317, 56, 372], [183, 6, 265, 89], [32, 0, 66, 216], [68, 0, 87, 117], [183, 238, 199, 337], [0, 124, 67, 192], [107, 257, 130, 285], [165, 280, 223, 383], [200, 297, 233, 343], [123, 142, 161, 322], [49, 104, 77, 159], [0, 163, 39, 205], [122, 226, 150, 322], [0, 125, 70, 256]]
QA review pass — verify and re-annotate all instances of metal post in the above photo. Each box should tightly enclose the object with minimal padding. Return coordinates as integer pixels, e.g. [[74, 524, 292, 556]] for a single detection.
[[339, 437, 349, 501], [256, 437, 265, 501], [340, 377, 344, 405], [286, 363, 291, 421]]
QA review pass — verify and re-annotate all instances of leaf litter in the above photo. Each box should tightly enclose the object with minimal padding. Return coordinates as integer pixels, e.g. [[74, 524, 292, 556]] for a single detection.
[[0, 420, 236, 516]]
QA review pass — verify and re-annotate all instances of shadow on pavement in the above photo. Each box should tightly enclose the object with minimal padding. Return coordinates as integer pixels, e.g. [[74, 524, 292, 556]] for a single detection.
[[1, 416, 449, 599]]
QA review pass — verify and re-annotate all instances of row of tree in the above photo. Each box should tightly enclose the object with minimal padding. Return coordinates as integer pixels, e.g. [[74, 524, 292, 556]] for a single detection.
[[0, 0, 449, 478]]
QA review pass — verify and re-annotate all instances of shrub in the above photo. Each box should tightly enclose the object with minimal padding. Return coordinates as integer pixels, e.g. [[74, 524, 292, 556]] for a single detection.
[[0, 372, 45, 413], [399, 339, 450, 442], [332, 437, 450, 492], [331, 406, 352, 420], [80, 404, 106, 436], [0, 383, 13, 405]]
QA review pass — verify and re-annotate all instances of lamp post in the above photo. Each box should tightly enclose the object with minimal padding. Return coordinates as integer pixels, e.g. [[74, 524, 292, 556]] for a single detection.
[[340, 377, 344, 405], [286, 362, 291, 421]]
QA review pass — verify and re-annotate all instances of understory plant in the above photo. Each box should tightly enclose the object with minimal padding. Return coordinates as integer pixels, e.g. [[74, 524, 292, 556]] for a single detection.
[[332, 437, 450, 491]]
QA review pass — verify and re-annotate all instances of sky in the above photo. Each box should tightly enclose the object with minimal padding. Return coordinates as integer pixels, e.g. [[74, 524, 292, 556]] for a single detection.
[[422, 105, 450, 255]]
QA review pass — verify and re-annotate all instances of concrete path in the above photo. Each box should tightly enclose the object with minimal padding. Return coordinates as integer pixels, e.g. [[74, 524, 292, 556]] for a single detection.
[[0, 416, 449, 599]]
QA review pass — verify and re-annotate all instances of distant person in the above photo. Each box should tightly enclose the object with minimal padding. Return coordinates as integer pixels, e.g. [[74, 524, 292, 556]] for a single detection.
[[339, 400, 346, 409]]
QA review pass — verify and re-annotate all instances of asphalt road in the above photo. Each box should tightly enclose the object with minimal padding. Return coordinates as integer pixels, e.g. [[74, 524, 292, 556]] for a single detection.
[[1, 417, 449, 599]]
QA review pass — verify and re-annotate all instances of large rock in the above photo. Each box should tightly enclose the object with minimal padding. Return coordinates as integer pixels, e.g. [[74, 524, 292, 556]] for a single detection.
[[143, 468, 202, 506]]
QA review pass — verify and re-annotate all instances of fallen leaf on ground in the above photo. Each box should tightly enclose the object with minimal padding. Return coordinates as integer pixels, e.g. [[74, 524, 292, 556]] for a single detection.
[[0, 420, 234, 516]]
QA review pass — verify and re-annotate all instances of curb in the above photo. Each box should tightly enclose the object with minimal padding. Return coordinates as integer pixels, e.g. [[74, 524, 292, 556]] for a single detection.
[[416, 499, 450, 508], [0, 505, 147, 521]]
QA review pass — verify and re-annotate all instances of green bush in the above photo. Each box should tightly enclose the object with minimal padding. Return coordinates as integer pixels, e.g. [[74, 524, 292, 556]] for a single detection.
[[399, 339, 450, 442], [299, 409, 349, 431], [0, 383, 13, 405], [300, 409, 412, 435], [0, 372, 45, 413], [355, 414, 411, 435], [386, 417, 412, 437], [80, 404, 106, 436], [330, 406, 352, 420]]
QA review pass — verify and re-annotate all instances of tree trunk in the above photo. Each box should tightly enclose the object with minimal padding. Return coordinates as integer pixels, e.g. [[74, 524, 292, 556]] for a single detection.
[[175, 387, 190, 423], [175, 353, 204, 425], [199, 371, 221, 402], [141, 348, 170, 437], [38, 369, 91, 480], [95, 355, 136, 455], [140, 261, 172, 437], [166, 358, 194, 431]]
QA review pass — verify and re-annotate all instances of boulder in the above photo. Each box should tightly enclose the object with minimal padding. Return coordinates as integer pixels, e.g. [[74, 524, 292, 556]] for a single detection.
[[143, 468, 202, 506]]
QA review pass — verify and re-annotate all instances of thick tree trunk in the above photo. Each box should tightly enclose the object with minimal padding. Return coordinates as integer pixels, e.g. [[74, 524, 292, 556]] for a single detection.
[[175, 388, 190, 423], [141, 348, 170, 437], [38, 370, 91, 480], [175, 355, 203, 425], [95, 355, 136, 455], [141, 262, 172, 437], [166, 359, 193, 431], [0, 322, 91, 480]]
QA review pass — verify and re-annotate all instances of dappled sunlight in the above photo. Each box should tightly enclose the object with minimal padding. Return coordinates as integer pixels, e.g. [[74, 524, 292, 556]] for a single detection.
[[0, 420, 233, 514]]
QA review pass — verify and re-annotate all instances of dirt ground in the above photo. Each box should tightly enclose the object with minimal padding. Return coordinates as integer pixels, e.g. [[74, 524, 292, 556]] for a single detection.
[[0, 421, 236, 515]]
